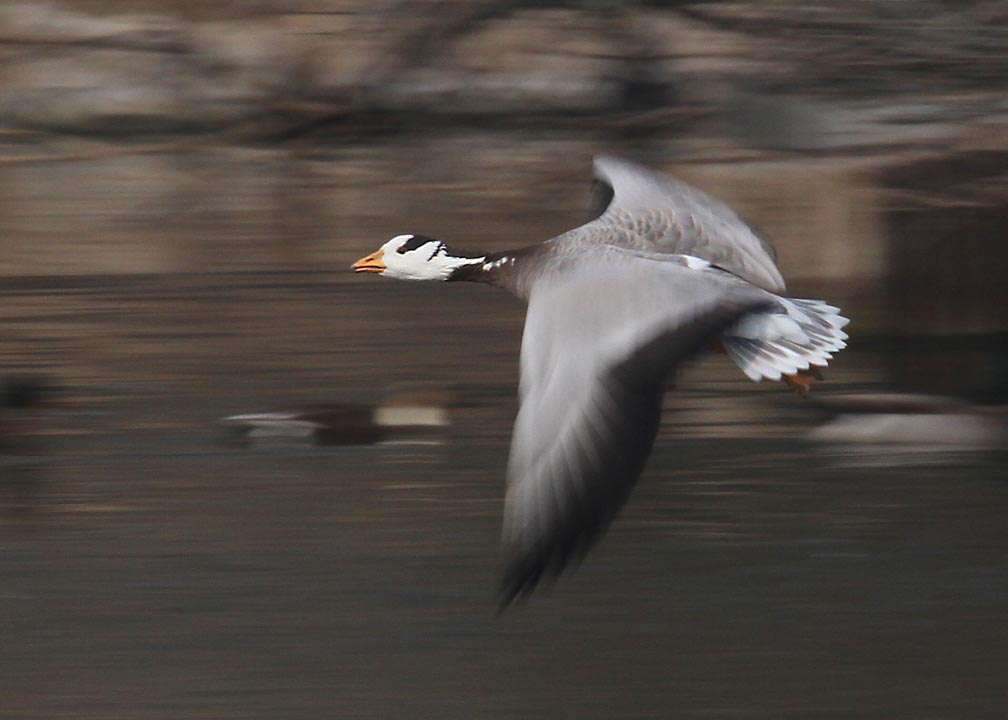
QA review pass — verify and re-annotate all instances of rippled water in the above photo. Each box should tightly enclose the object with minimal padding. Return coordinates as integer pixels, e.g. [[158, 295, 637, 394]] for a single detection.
[[1, 142, 1006, 719]]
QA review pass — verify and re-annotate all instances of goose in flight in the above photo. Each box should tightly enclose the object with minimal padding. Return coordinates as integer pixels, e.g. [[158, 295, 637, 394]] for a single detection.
[[352, 156, 849, 605]]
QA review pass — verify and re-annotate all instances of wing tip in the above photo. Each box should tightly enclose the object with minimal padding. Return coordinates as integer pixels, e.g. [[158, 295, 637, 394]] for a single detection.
[[591, 154, 647, 186], [497, 558, 548, 610], [497, 529, 596, 608]]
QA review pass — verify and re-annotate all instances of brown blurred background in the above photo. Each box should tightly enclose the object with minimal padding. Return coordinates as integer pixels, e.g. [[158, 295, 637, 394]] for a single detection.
[[1, 2, 1006, 718]]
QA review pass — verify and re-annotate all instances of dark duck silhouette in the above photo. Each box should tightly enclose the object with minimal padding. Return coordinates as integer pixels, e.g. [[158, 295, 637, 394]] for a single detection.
[[0, 377, 60, 451], [219, 394, 450, 446]]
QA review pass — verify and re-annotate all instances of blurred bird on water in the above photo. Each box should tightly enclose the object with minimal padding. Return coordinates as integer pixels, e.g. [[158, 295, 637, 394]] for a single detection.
[[219, 392, 450, 446], [0, 377, 63, 452]]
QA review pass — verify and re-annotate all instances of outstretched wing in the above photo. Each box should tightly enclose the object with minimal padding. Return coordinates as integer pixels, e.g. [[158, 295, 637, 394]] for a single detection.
[[569, 156, 785, 293], [499, 252, 771, 604]]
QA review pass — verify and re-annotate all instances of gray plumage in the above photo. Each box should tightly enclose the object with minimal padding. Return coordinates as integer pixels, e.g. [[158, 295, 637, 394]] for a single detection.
[[547, 156, 785, 292], [352, 156, 849, 606], [494, 157, 785, 300], [499, 252, 774, 602]]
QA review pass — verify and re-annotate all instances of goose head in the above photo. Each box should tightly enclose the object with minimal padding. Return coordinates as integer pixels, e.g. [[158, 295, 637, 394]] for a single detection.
[[352, 234, 484, 281]]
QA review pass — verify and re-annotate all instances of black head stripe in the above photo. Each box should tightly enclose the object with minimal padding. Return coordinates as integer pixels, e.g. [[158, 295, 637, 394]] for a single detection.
[[396, 234, 436, 254], [427, 242, 447, 261]]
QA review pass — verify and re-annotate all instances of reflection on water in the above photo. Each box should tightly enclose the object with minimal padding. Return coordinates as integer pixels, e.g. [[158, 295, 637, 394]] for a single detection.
[[1, 143, 1006, 718]]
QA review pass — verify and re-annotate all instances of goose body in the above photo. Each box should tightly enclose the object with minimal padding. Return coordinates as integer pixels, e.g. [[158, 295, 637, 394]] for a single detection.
[[353, 156, 849, 604]]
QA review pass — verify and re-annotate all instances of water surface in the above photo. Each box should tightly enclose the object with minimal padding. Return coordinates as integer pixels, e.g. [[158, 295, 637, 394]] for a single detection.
[[1, 142, 1006, 719]]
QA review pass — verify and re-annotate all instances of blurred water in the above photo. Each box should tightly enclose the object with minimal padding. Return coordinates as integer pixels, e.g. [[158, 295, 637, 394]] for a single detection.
[[1, 142, 1006, 719]]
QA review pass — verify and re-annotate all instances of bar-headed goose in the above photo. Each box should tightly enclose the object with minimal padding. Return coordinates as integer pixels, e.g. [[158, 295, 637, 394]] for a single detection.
[[353, 156, 849, 605]]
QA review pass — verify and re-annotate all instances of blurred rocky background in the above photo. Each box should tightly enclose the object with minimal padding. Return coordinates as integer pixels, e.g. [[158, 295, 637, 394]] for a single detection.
[[2, 5, 1007, 718], [1, 0, 1007, 399]]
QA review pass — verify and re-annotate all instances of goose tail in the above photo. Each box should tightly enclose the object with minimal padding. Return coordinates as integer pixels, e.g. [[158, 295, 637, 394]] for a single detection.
[[722, 297, 849, 391]]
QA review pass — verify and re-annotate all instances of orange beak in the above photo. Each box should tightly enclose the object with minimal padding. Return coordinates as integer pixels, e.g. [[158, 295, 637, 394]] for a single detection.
[[351, 249, 386, 273]]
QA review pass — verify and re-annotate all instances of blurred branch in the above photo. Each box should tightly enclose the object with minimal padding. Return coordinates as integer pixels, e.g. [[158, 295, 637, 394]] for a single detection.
[[0, 34, 187, 53], [0, 139, 195, 166], [670, 0, 1008, 88]]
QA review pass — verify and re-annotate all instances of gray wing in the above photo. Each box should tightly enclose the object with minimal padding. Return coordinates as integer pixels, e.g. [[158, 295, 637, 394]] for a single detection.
[[567, 156, 786, 293], [499, 252, 772, 604]]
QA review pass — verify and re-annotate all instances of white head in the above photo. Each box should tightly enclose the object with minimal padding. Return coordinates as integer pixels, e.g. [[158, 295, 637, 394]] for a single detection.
[[352, 234, 484, 281]]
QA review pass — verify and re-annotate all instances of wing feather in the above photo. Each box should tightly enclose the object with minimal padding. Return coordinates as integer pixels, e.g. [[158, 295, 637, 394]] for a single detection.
[[554, 156, 786, 293], [499, 253, 772, 604]]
